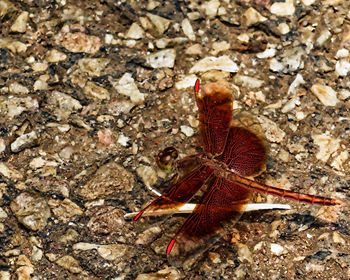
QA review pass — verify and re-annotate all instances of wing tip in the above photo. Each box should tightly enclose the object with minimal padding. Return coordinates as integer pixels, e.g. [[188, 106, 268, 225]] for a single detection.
[[194, 79, 200, 94], [134, 210, 144, 221], [167, 239, 176, 255]]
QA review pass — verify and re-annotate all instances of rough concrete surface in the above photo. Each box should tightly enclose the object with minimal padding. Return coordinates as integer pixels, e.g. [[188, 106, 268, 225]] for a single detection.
[[0, 0, 349, 279]]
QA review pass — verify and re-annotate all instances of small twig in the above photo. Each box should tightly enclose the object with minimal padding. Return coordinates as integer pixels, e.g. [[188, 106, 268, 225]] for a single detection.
[[124, 203, 291, 219]]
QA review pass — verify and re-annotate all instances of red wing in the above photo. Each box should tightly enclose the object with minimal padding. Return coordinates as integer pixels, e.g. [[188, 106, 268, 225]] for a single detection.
[[134, 164, 213, 220], [195, 81, 232, 157], [166, 176, 251, 261], [221, 126, 266, 176]]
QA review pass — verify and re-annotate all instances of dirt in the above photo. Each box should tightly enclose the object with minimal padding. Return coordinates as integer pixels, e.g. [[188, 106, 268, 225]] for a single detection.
[[0, 0, 349, 279]]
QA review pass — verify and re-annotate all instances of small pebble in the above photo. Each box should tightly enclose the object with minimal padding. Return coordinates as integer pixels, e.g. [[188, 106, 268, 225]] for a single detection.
[[288, 74, 305, 95], [210, 41, 230, 56], [185, 44, 202, 55], [10, 11, 28, 33], [257, 116, 285, 143], [234, 75, 264, 89], [301, 0, 316, 5], [146, 49, 176, 69], [331, 150, 348, 171], [11, 131, 38, 153], [180, 125, 194, 137], [175, 75, 197, 90], [83, 81, 110, 100], [9, 82, 29, 94], [270, 0, 295, 16], [190, 55, 239, 73], [270, 243, 285, 256], [0, 207, 8, 218], [202, 0, 220, 19], [335, 59, 350, 76], [113, 72, 145, 104], [56, 255, 83, 274], [315, 29, 332, 48], [335, 48, 349, 58], [46, 49, 67, 63], [10, 192, 51, 231], [56, 31, 102, 54], [277, 22, 290, 35], [310, 84, 339, 106], [242, 7, 267, 26], [135, 267, 181, 280], [0, 162, 23, 180], [117, 133, 129, 147], [146, 13, 170, 35], [32, 62, 48, 72], [77, 58, 110, 77], [312, 133, 340, 162], [0, 38, 27, 53], [126, 23, 145, 39], [181, 18, 195, 41]]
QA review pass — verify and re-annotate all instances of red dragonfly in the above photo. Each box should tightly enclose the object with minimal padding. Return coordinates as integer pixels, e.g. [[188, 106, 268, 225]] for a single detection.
[[134, 79, 341, 260]]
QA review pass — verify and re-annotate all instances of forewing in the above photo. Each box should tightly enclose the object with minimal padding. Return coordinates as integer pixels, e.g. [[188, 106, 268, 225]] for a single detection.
[[134, 164, 213, 220], [222, 126, 266, 176], [167, 176, 251, 264], [196, 82, 232, 156]]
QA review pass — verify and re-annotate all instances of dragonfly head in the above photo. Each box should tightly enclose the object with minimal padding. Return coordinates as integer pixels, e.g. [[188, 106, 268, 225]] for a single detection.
[[156, 147, 178, 173]]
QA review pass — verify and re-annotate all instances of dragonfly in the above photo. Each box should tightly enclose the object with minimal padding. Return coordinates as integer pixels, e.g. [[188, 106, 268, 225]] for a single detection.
[[134, 79, 341, 260]]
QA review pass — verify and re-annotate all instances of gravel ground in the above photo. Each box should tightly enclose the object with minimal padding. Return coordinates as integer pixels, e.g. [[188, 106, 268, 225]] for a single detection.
[[0, 0, 349, 279]]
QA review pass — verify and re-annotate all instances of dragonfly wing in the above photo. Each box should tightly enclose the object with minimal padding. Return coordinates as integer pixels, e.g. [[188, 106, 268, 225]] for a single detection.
[[134, 164, 213, 220], [167, 175, 251, 265], [196, 82, 232, 156], [222, 126, 267, 176]]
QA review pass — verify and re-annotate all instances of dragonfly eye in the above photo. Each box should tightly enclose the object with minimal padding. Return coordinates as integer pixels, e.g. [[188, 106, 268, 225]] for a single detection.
[[156, 147, 178, 173]]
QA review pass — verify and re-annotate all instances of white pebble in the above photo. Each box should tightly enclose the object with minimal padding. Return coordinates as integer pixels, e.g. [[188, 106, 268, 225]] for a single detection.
[[114, 73, 145, 104], [288, 74, 305, 95], [175, 75, 197, 90], [335, 59, 350, 77], [270, 243, 285, 256], [243, 7, 267, 27], [126, 23, 145, 40], [146, 13, 170, 35], [180, 125, 194, 137], [339, 89, 350, 100], [9, 82, 29, 94], [269, 58, 284, 72], [312, 133, 340, 163], [146, 49, 176, 69], [257, 45, 276, 59], [190, 55, 239, 73], [11, 131, 38, 153], [310, 84, 339, 106], [117, 134, 129, 147], [295, 111, 306, 120], [181, 18, 195, 41], [202, 0, 220, 19], [10, 11, 28, 33], [270, 0, 295, 17], [301, 0, 316, 5], [234, 75, 264, 89], [277, 22, 290, 35], [0, 207, 8, 218], [335, 48, 349, 59]]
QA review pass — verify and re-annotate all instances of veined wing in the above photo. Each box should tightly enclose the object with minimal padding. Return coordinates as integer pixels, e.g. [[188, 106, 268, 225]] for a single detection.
[[166, 175, 251, 263], [134, 164, 213, 221], [222, 126, 266, 176], [195, 80, 232, 157]]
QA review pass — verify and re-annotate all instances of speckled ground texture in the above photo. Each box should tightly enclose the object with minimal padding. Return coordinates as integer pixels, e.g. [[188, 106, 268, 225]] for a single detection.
[[0, 0, 349, 279]]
